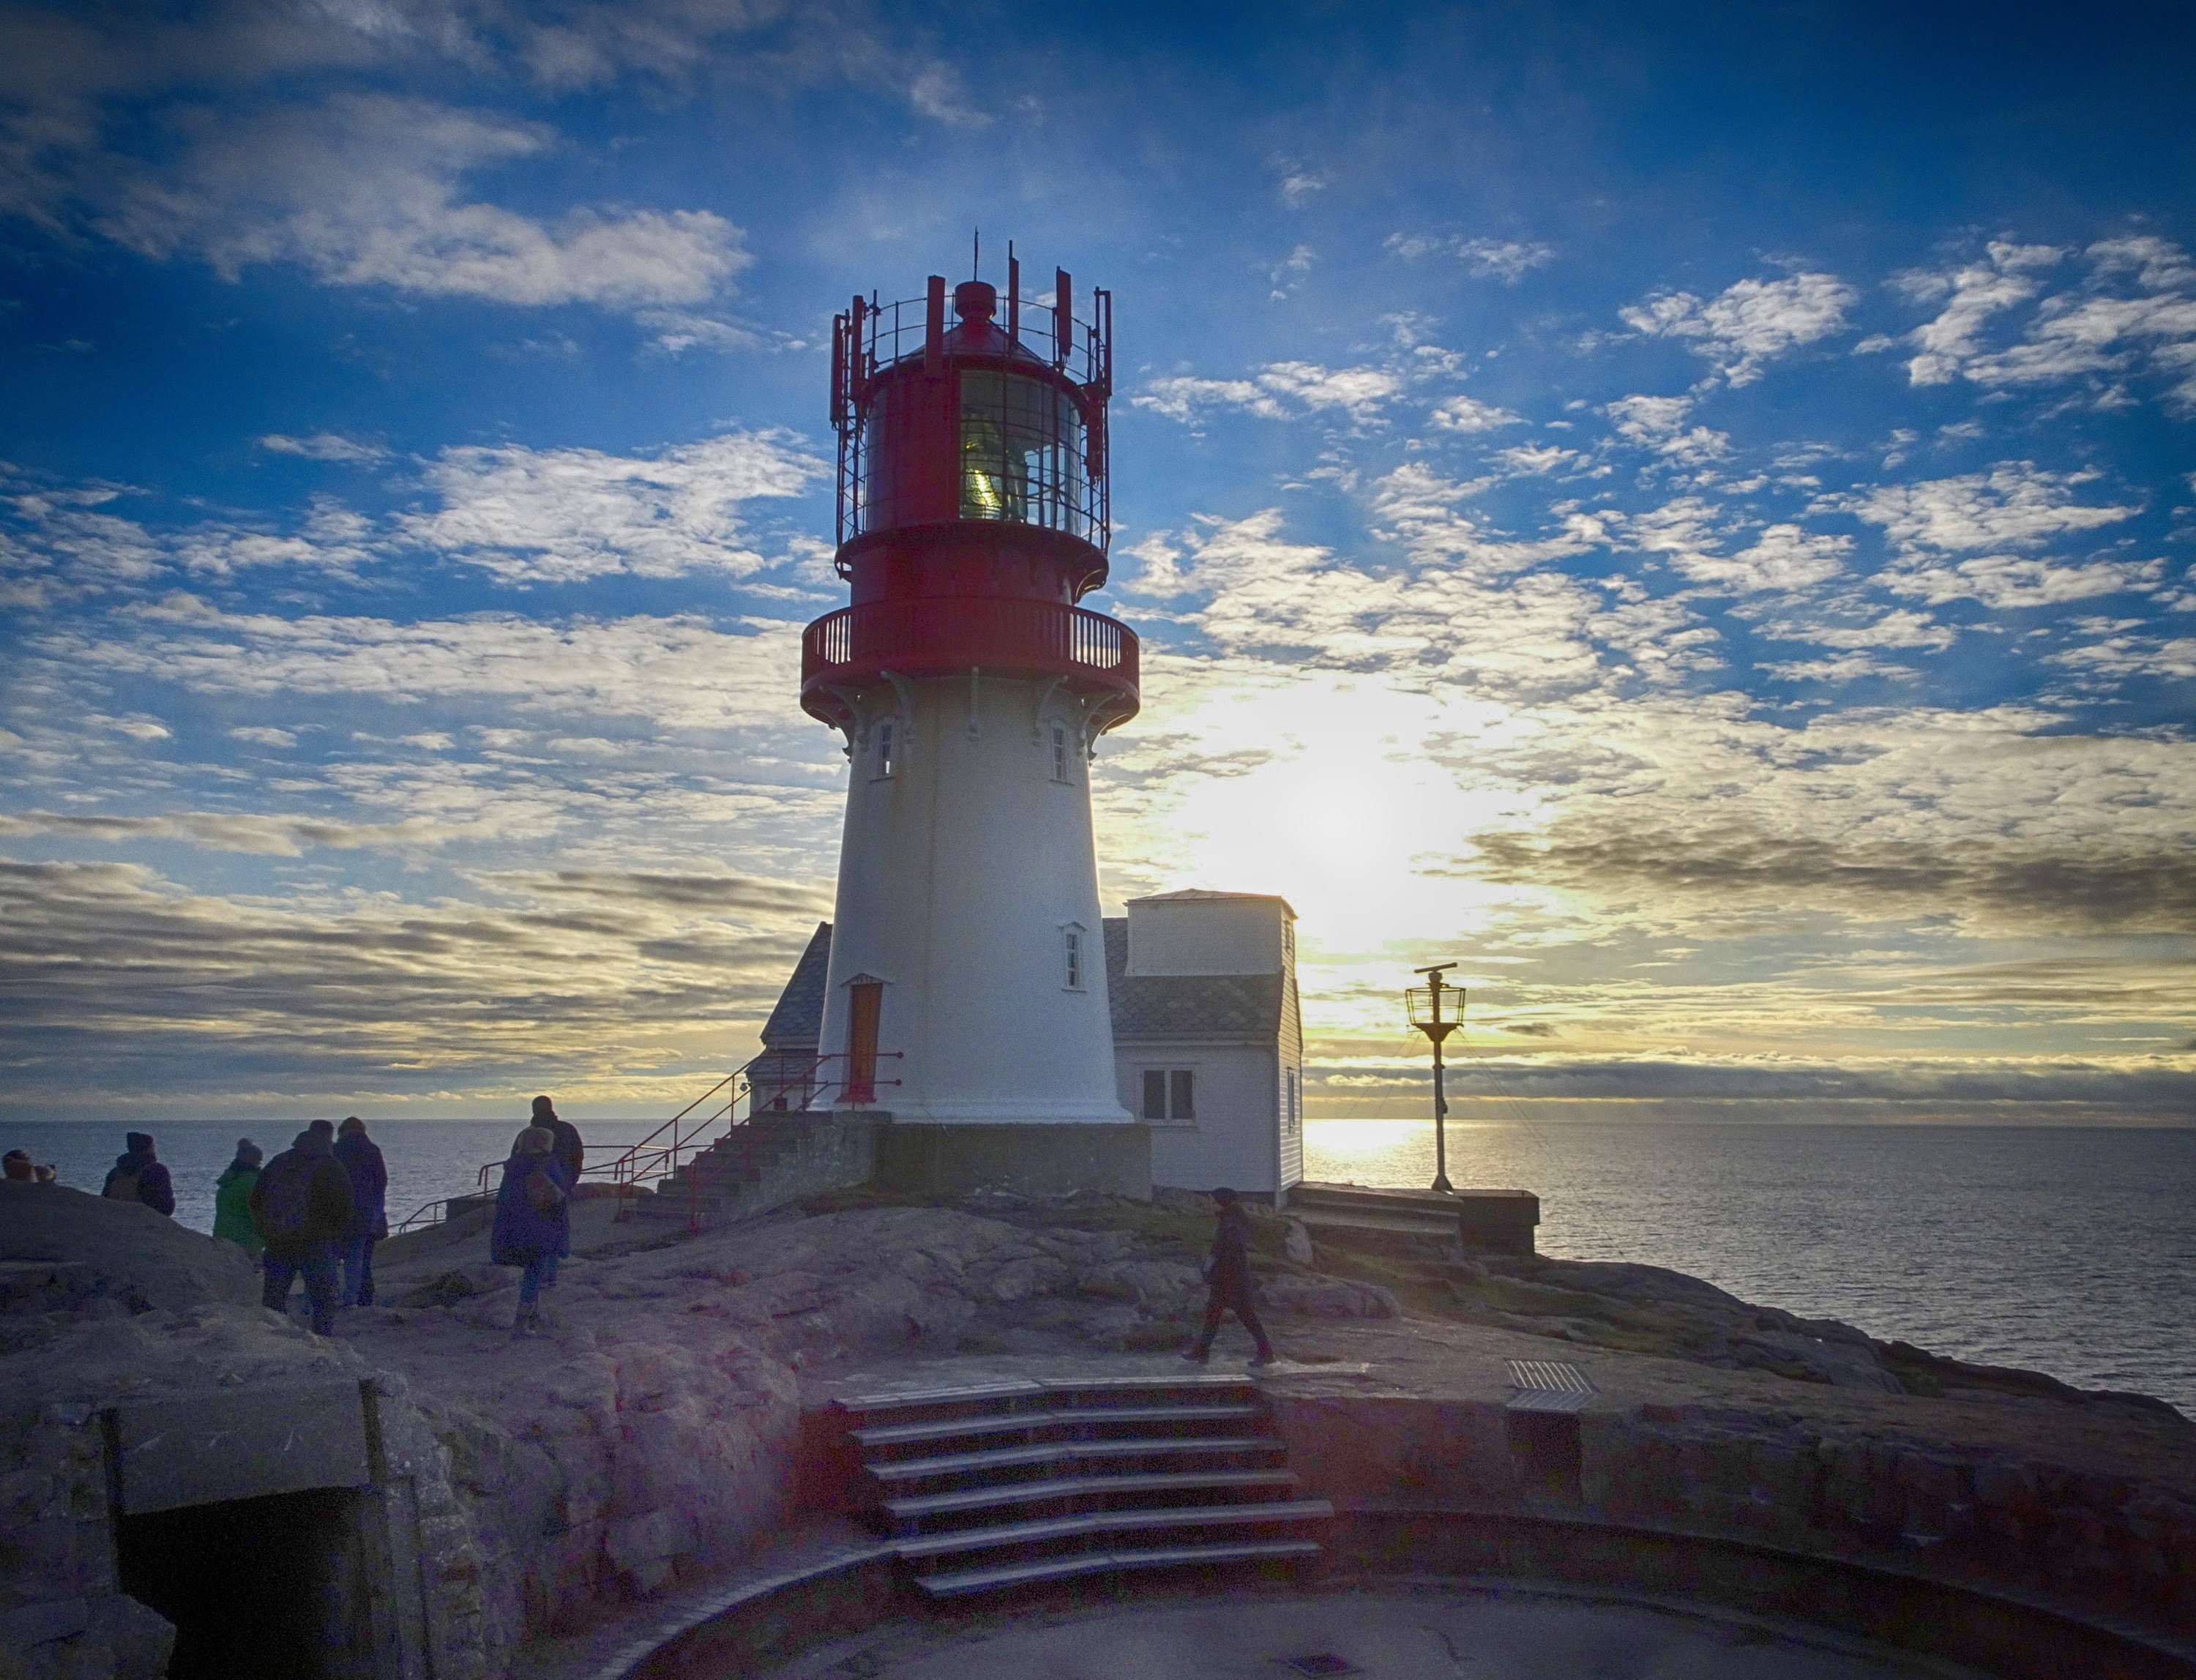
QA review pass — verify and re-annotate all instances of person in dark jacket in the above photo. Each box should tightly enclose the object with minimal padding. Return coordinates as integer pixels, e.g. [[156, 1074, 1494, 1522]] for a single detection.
[[531, 1096, 585, 1190], [212, 1140, 264, 1257], [250, 1128, 353, 1336], [1181, 1187, 1277, 1367], [100, 1132, 175, 1217], [492, 1126, 571, 1337], [2, 1150, 32, 1181], [332, 1116, 389, 1307]]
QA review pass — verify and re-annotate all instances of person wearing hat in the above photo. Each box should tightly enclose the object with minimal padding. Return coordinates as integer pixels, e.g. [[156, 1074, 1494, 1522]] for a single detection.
[[2, 1150, 33, 1182], [213, 1139, 266, 1256], [492, 1125, 572, 1337], [100, 1132, 175, 1217], [1181, 1187, 1278, 1367]]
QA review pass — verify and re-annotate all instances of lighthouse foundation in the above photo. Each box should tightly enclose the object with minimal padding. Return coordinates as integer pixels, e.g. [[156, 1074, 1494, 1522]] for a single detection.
[[864, 1115, 1151, 1199]]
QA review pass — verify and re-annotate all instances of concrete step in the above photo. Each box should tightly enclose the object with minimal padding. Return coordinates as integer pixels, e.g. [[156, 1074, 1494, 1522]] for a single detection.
[[866, 1435, 1287, 1491], [852, 1402, 1261, 1454], [913, 1537, 1321, 1598], [883, 1468, 1301, 1534], [835, 1373, 1253, 1422], [892, 1497, 1334, 1561]]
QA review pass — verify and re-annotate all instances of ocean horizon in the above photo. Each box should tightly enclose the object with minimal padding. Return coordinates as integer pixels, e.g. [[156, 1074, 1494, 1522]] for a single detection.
[[12, 1115, 2190, 1416]]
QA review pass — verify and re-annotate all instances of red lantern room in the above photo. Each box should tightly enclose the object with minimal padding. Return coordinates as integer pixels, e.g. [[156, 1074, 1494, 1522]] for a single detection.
[[800, 257, 1140, 735]]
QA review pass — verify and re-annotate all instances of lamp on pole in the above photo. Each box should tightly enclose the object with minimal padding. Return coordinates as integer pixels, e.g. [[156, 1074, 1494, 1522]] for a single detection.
[[1405, 963, 1462, 1195]]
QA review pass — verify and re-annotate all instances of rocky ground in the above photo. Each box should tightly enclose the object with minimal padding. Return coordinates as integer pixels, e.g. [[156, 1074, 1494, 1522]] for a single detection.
[[7, 1179, 2192, 1679]]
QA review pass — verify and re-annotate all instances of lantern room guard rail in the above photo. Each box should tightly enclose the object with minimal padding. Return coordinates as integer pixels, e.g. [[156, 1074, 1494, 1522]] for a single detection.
[[832, 266, 1113, 556]]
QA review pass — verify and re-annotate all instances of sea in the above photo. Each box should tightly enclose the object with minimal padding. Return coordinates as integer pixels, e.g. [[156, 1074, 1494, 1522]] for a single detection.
[[10, 1116, 2191, 1416]]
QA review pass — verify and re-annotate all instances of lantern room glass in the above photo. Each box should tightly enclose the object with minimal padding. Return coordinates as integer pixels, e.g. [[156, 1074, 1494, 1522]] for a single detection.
[[958, 370, 1087, 537]]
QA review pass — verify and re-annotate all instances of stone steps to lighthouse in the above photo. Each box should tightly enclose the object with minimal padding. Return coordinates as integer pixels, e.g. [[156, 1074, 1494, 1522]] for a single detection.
[[833, 1374, 1330, 1599]]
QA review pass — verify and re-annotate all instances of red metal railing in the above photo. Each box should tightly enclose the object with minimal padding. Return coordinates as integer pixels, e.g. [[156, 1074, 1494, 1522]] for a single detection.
[[801, 598, 1138, 723]]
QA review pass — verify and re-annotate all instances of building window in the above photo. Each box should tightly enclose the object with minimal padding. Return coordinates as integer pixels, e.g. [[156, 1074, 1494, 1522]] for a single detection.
[[1063, 925, 1085, 990], [875, 720, 897, 778], [1050, 722, 1071, 783], [1285, 1069, 1299, 1136], [1142, 1068, 1195, 1121]]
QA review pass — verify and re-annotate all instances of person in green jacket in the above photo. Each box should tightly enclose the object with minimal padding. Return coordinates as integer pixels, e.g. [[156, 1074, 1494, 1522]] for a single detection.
[[213, 1138, 264, 1257]]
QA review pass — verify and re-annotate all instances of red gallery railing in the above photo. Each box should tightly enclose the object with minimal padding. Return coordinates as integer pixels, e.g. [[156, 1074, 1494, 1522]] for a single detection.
[[799, 597, 1138, 726]]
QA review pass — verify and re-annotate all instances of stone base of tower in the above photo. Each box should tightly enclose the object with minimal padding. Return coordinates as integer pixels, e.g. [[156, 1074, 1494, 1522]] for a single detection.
[[863, 1116, 1151, 1201]]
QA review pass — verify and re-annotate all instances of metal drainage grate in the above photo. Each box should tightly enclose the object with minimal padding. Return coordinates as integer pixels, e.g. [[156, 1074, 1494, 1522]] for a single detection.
[[1277, 1657, 1362, 1677], [1505, 1357, 1596, 1415]]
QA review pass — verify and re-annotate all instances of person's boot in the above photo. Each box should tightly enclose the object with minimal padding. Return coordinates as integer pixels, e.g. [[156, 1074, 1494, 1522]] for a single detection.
[[1249, 1345, 1278, 1367], [512, 1304, 537, 1339], [1179, 1340, 1211, 1364]]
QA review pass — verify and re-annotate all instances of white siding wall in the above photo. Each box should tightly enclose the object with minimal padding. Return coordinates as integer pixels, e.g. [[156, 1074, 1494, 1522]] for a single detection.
[[1126, 897, 1285, 977], [1121, 1043, 1280, 1195]]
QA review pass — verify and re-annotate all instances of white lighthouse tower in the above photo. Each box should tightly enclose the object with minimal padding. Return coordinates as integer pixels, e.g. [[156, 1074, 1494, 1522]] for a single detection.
[[801, 259, 1147, 1194]]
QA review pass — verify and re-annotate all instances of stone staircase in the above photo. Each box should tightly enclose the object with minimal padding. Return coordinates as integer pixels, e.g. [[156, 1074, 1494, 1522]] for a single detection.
[[625, 1114, 875, 1231], [835, 1373, 1329, 1599]]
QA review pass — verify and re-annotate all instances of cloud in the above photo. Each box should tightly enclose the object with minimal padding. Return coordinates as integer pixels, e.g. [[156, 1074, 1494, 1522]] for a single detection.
[[1428, 395, 1525, 433], [2047, 629, 2196, 683], [1604, 395, 1729, 462], [484, 869, 830, 916], [1472, 823, 2195, 936], [1676, 523, 1850, 594], [258, 433, 388, 465], [227, 725, 298, 747], [42, 598, 811, 733], [396, 431, 824, 583], [1622, 271, 1859, 384], [1135, 362, 1403, 425], [97, 94, 750, 311], [905, 62, 988, 127], [1886, 554, 2163, 610], [1845, 463, 2139, 553], [1897, 237, 2196, 407], [1755, 652, 1919, 683], [1759, 608, 1956, 652], [1386, 232, 1554, 282]]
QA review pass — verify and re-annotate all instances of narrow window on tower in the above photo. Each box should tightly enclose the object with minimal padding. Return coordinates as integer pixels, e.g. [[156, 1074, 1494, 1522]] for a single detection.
[[1285, 1069, 1299, 1136], [1050, 722, 1070, 783], [875, 720, 897, 779], [1062, 925, 1084, 990]]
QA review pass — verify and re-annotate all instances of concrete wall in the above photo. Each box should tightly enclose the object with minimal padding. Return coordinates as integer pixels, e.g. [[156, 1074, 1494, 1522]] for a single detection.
[[872, 1120, 1151, 1199], [1125, 895, 1288, 977], [819, 675, 1131, 1127]]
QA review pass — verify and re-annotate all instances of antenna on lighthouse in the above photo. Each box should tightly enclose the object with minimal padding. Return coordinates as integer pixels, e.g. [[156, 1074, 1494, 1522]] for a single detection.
[[972, 228, 980, 281]]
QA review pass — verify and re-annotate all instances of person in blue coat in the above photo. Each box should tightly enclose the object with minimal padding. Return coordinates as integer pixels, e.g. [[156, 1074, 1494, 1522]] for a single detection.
[[332, 1116, 389, 1307], [100, 1132, 175, 1217], [490, 1126, 570, 1337]]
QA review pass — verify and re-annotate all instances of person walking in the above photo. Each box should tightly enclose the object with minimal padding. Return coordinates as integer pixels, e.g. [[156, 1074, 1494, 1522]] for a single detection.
[[492, 1126, 571, 1338], [1181, 1187, 1278, 1367], [212, 1140, 265, 1257], [531, 1096, 585, 1190], [250, 1127, 353, 1337], [100, 1132, 175, 1216], [333, 1116, 388, 1307], [2, 1150, 32, 1181]]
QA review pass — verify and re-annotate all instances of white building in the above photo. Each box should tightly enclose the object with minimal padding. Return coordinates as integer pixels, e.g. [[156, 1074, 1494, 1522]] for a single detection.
[[755, 886, 1305, 1200]]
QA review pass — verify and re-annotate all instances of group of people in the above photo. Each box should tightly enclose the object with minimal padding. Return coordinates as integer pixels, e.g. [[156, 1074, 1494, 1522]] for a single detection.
[[20, 1106, 1286, 1362]]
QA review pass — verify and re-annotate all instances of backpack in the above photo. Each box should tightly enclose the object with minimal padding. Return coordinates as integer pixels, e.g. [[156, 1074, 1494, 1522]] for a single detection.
[[255, 1151, 315, 1242], [104, 1170, 141, 1202]]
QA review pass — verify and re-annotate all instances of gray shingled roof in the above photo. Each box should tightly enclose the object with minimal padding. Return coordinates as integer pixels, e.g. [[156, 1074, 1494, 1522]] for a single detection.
[[760, 921, 832, 1049], [1104, 917, 1283, 1042]]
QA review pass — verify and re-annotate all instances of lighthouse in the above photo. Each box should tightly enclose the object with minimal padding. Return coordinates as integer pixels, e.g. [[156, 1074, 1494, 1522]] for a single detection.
[[800, 256, 1149, 1194]]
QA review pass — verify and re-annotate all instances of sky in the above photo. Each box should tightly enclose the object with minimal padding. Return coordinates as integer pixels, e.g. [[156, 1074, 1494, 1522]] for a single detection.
[[2, 0, 2192, 1126]]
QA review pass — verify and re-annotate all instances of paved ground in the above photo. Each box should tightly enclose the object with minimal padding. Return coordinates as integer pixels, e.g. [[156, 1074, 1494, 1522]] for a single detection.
[[760, 1587, 1968, 1680]]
